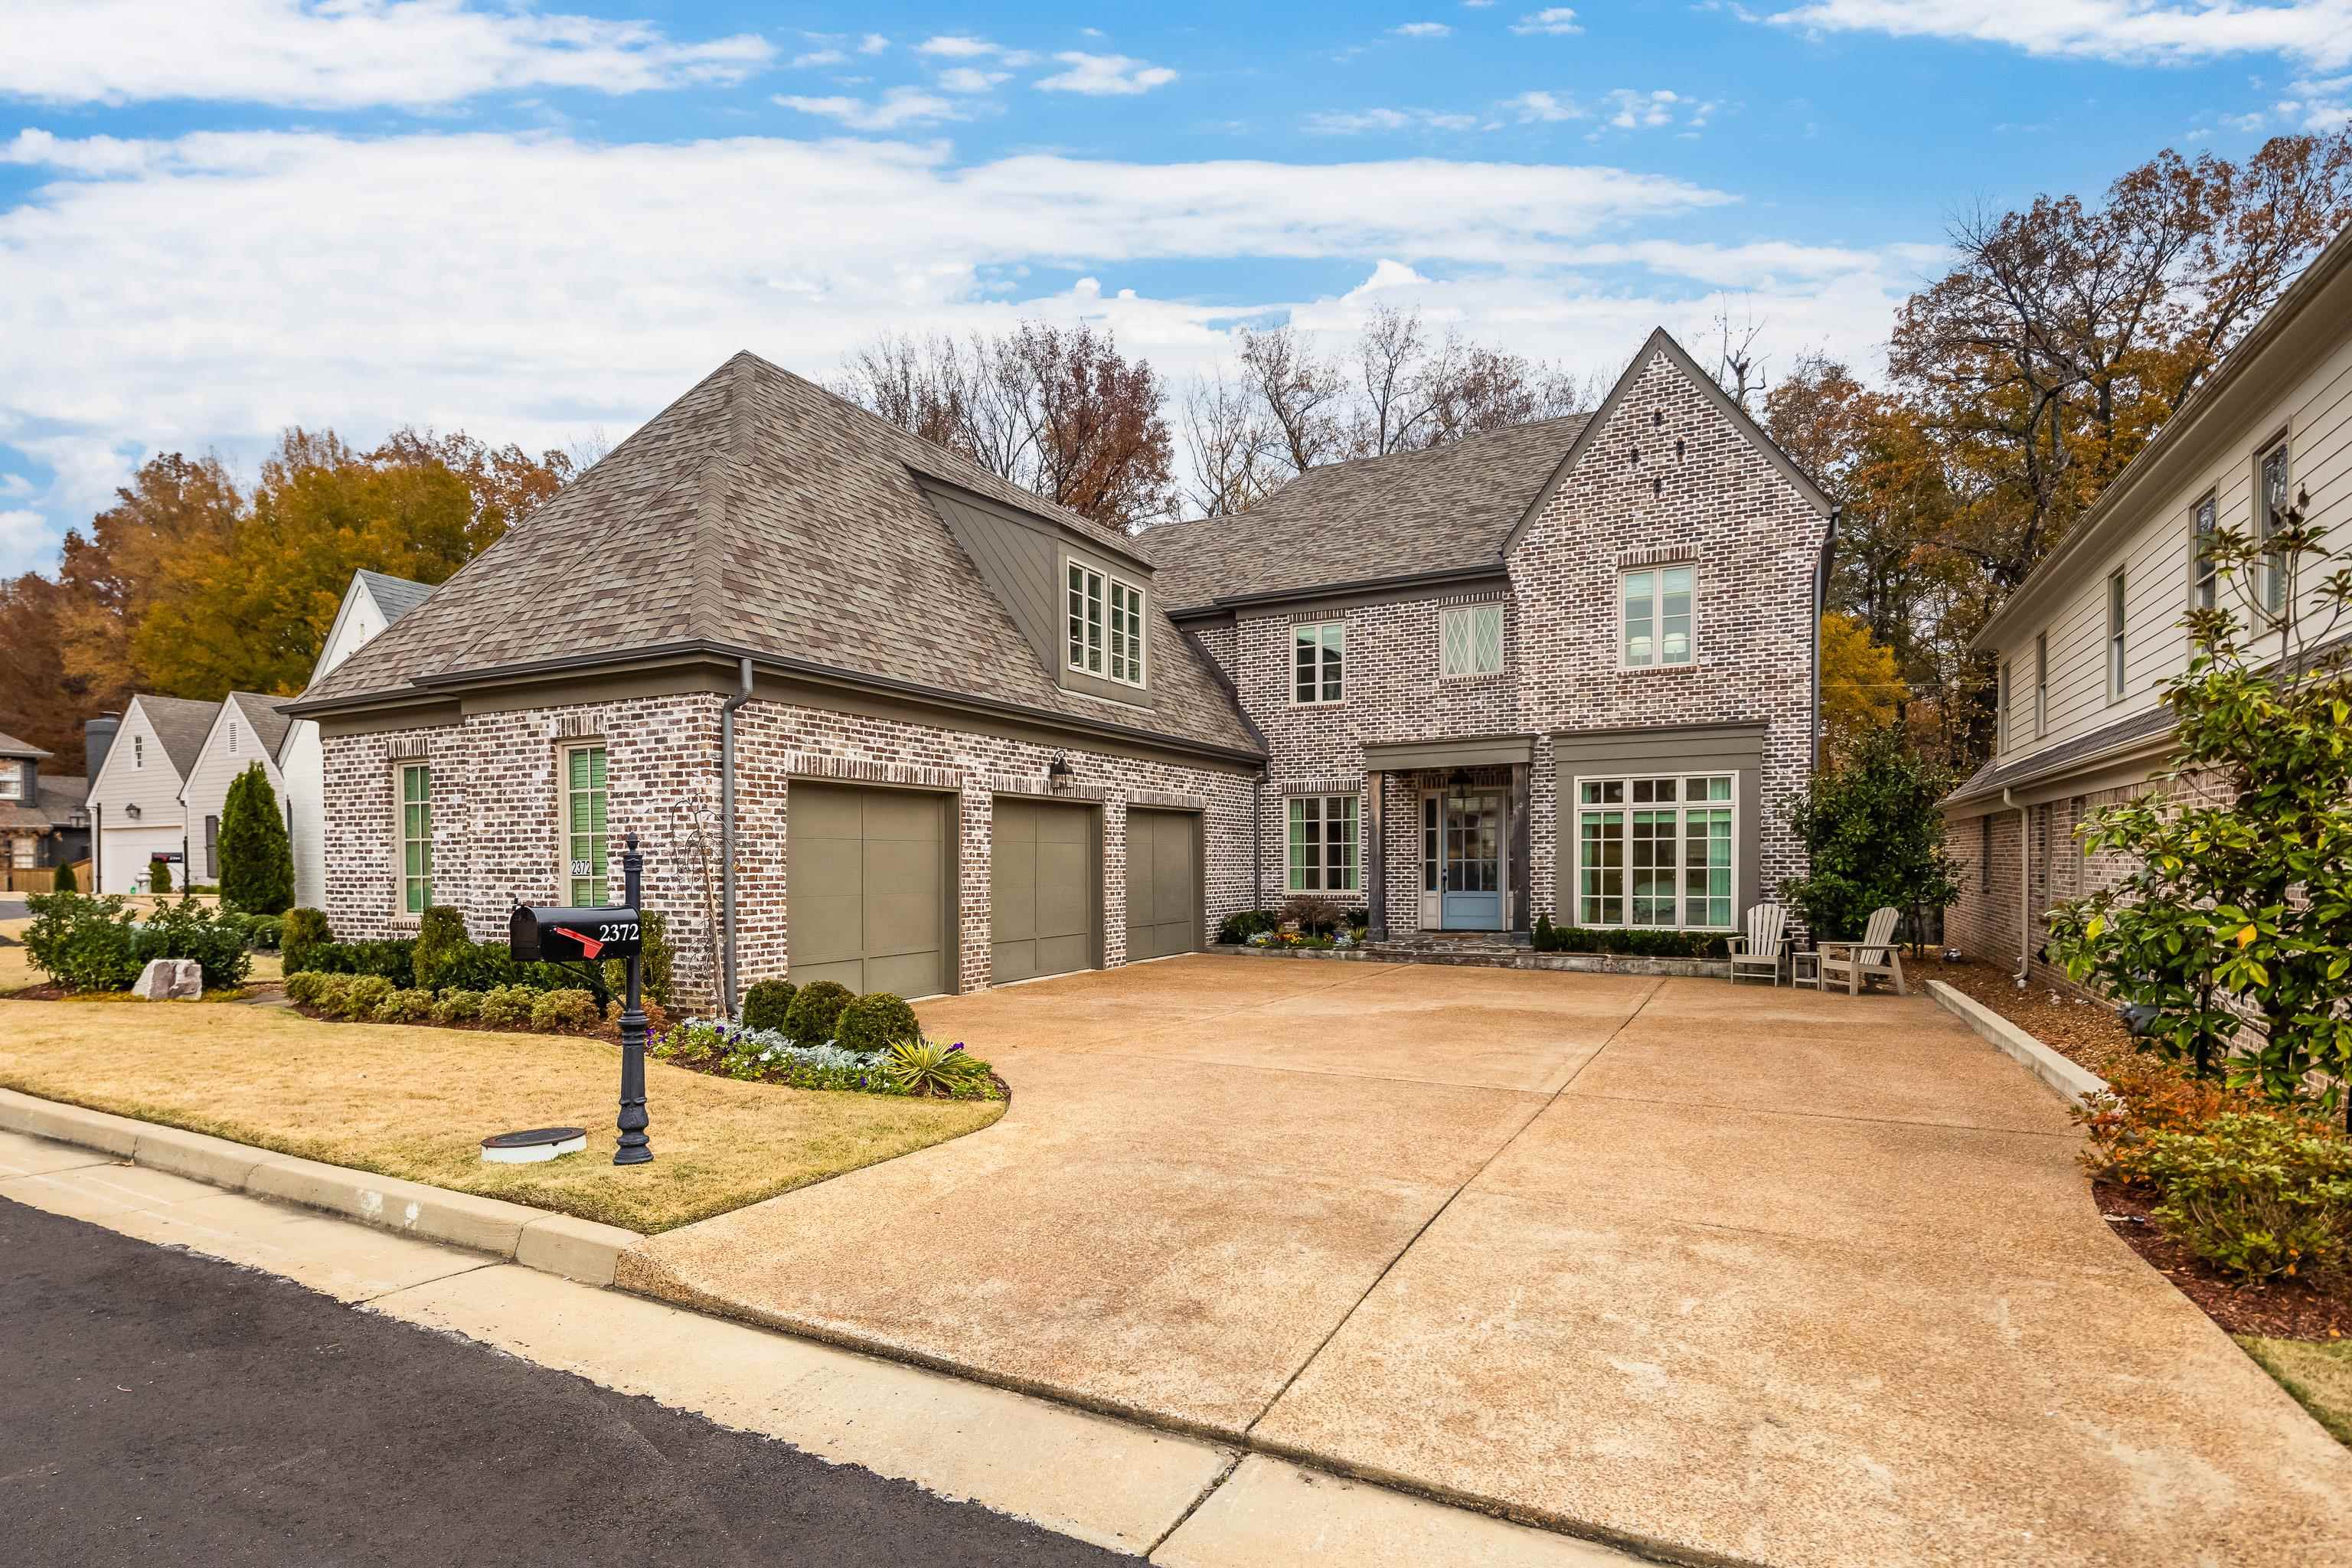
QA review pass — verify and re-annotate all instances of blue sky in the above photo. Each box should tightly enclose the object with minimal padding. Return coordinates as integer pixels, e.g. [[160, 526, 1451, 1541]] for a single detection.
[[4, 1, 2348, 573]]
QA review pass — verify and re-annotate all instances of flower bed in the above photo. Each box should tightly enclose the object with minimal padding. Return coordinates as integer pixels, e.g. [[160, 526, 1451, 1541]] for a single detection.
[[652, 1017, 1004, 1102]]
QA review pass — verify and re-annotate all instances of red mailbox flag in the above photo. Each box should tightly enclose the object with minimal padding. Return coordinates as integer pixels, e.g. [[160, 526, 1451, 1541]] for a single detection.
[[553, 926, 606, 959]]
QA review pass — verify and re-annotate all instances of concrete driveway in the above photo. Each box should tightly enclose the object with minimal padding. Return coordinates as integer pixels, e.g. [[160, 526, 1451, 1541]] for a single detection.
[[626, 957, 2352, 1567]]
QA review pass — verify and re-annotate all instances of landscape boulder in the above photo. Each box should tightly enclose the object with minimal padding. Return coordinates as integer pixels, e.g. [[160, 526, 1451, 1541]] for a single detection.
[[132, 958, 204, 1001]]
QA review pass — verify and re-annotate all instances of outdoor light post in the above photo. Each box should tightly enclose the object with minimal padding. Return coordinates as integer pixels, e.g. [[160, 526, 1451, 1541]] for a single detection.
[[614, 830, 652, 1166]]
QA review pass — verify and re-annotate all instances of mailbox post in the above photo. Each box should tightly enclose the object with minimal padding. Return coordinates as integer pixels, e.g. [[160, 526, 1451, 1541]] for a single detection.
[[613, 831, 652, 1166]]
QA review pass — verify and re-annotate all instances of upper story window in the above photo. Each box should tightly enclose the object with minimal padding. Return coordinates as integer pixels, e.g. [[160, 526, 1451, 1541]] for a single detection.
[[2106, 569, 2128, 702], [1440, 603, 1503, 679], [1621, 565, 1693, 668], [2259, 439, 2291, 616], [0, 760, 23, 801], [134, 735, 144, 768], [2190, 493, 2218, 612], [229, 722, 240, 753], [1293, 620, 1344, 704], [1067, 563, 1146, 687], [2034, 632, 2048, 738]]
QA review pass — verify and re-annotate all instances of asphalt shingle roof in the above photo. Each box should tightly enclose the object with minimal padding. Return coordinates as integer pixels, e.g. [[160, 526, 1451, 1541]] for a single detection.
[[301, 353, 1257, 756], [0, 774, 87, 831], [227, 692, 296, 763], [355, 569, 433, 626], [0, 730, 53, 759], [136, 696, 224, 780], [1139, 414, 1589, 611], [1944, 705, 2177, 807]]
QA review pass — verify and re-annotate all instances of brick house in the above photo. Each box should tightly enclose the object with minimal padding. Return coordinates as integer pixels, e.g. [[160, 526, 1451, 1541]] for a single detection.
[[287, 328, 1831, 1008], [1942, 220, 2352, 991]]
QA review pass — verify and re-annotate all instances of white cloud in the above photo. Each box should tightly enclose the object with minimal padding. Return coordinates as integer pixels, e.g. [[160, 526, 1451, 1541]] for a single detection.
[[1305, 107, 1483, 133], [0, 0, 776, 109], [1763, 1, 2352, 70], [1512, 8, 1585, 34], [917, 34, 1004, 57], [1034, 53, 1179, 95], [792, 49, 848, 68], [1392, 21, 1454, 36], [859, 34, 890, 54], [1504, 90, 1586, 122], [937, 67, 1011, 94], [0, 127, 1925, 553], [775, 87, 967, 131], [0, 509, 50, 576]]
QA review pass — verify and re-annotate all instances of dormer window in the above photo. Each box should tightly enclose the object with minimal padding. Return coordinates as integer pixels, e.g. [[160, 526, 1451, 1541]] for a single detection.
[[0, 760, 23, 801], [1068, 562, 1145, 688]]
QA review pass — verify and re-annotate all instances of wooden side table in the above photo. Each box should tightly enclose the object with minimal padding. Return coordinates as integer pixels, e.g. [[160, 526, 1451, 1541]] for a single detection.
[[1790, 950, 1822, 990]]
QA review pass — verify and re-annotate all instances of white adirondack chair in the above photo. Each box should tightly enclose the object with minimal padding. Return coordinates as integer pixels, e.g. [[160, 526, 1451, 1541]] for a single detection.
[[1819, 906, 1906, 996], [1725, 903, 1788, 986]]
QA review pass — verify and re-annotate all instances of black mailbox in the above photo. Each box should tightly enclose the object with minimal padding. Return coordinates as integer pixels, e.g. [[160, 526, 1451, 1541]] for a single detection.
[[510, 904, 643, 964]]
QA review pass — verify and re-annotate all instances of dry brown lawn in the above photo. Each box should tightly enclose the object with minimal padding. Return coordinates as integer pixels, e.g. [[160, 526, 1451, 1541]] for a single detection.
[[0, 999, 1003, 1232]]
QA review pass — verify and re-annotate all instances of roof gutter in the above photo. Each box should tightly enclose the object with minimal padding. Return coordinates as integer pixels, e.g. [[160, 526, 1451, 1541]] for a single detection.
[[1166, 561, 1510, 620]]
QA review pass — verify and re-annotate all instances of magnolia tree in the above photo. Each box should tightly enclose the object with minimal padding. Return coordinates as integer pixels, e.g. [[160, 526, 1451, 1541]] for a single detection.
[[2046, 485, 2352, 1122], [1780, 724, 1961, 948]]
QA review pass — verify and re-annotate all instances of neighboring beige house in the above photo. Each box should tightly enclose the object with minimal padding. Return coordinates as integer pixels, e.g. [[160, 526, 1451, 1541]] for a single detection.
[[83, 694, 220, 893], [1944, 217, 2352, 988], [176, 692, 296, 885], [283, 570, 433, 910]]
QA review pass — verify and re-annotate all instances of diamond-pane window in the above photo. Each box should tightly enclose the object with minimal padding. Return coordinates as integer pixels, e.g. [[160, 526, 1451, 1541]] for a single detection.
[[1441, 604, 1502, 678]]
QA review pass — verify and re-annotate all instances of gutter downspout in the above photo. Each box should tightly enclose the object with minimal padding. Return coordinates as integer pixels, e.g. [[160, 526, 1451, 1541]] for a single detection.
[[90, 803, 100, 894], [1251, 773, 1264, 913], [2003, 786, 2030, 989], [720, 656, 753, 1019], [1811, 506, 1841, 775]]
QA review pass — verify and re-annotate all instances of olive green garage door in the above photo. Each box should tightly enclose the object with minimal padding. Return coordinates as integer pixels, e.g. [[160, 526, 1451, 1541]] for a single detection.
[[1124, 808, 1202, 962], [788, 783, 953, 998], [990, 798, 1099, 985]]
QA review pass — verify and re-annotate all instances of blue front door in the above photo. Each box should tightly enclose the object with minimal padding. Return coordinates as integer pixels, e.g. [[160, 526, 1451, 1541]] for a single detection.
[[1439, 790, 1504, 929]]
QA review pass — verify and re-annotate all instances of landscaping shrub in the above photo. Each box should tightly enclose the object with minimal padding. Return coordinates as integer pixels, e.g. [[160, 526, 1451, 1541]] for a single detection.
[[1217, 909, 1278, 946], [782, 979, 854, 1046], [836, 991, 920, 1054], [413, 906, 470, 989], [531, 988, 606, 1034], [132, 898, 253, 989], [877, 1037, 989, 1099], [2141, 1113, 2352, 1281], [479, 985, 539, 1031], [741, 977, 796, 1033], [1277, 893, 1354, 936], [432, 988, 485, 1026], [416, 936, 575, 995], [652, 1018, 1003, 1099], [318, 975, 395, 1021], [2074, 1057, 2278, 1186], [217, 762, 294, 915], [293, 937, 419, 984], [237, 913, 284, 951], [603, 908, 675, 1008], [23, 892, 142, 991], [283, 969, 330, 1007], [149, 858, 172, 894], [281, 907, 332, 972], [1529, 920, 1727, 959], [52, 861, 75, 893], [372, 988, 437, 1025]]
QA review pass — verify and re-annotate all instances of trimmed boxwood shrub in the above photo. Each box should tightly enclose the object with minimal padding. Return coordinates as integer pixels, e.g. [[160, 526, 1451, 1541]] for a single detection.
[[1531, 916, 1727, 959], [1217, 909, 1278, 945], [281, 907, 332, 972], [294, 937, 420, 983], [413, 906, 469, 989], [479, 984, 539, 1030], [149, 858, 172, 894], [432, 988, 485, 1025], [782, 979, 854, 1046], [531, 988, 606, 1034], [836, 991, 920, 1054], [741, 977, 796, 1034], [318, 974, 395, 1021], [373, 988, 436, 1024], [283, 969, 330, 1007]]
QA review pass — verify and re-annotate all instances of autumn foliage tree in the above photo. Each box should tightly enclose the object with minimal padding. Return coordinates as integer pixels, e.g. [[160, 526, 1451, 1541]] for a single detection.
[[1818, 613, 1901, 757]]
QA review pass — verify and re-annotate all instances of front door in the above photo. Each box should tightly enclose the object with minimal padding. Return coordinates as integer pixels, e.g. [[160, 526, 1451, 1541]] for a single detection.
[[1439, 789, 1504, 929]]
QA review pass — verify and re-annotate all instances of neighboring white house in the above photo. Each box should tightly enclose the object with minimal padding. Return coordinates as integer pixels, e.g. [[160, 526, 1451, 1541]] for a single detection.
[[84, 694, 220, 893], [178, 692, 296, 884], [284, 569, 433, 909]]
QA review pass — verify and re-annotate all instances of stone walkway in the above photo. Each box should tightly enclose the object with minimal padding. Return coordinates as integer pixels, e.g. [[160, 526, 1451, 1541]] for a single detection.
[[626, 958, 2352, 1567]]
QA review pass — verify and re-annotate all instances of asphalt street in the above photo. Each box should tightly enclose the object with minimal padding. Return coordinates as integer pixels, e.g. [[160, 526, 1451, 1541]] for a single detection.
[[3, 1198, 1143, 1567]]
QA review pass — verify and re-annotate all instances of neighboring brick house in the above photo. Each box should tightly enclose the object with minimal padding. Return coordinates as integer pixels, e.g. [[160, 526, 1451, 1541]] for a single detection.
[[1943, 218, 2352, 992], [0, 730, 89, 890], [287, 328, 1831, 1009]]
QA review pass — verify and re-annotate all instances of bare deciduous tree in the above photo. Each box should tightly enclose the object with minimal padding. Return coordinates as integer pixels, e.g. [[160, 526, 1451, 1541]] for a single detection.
[[1236, 325, 1348, 476], [1181, 370, 1282, 517]]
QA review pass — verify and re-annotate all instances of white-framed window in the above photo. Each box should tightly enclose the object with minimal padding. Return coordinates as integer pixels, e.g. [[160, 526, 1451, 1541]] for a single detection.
[[2106, 569, 2128, 702], [1292, 620, 1344, 704], [1440, 603, 1504, 679], [11, 835, 34, 868], [133, 735, 144, 768], [2190, 492, 2218, 612], [564, 744, 608, 905], [399, 763, 433, 914], [2034, 631, 2047, 738], [1574, 775, 1734, 930], [1621, 564, 1695, 668], [1286, 794, 1359, 893], [1067, 562, 1146, 687], [2259, 439, 2290, 615], [0, 760, 22, 801]]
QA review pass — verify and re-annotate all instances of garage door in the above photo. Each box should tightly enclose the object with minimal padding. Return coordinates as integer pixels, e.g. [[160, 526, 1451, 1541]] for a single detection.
[[991, 799, 1096, 985], [100, 825, 184, 896], [789, 783, 952, 998], [1124, 808, 1200, 962]]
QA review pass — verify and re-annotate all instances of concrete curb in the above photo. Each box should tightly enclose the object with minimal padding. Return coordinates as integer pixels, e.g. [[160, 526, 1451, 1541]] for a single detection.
[[1926, 981, 2109, 1109], [0, 1086, 644, 1285]]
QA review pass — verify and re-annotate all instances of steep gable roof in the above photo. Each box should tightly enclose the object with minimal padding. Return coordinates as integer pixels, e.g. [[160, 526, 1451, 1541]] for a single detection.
[[0, 730, 52, 759], [225, 692, 296, 763], [134, 695, 224, 779], [1141, 414, 1587, 612], [297, 353, 1258, 758], [354, 568, 433, 626]]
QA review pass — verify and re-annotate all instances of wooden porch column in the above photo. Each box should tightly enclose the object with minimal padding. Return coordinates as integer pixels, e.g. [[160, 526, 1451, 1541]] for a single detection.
[[1508, 761, 1532, 934], [1365, 770, 1387, 941]]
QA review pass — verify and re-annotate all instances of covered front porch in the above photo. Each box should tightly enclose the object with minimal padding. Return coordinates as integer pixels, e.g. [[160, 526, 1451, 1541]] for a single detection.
[[1361, 734, 1534, 940]]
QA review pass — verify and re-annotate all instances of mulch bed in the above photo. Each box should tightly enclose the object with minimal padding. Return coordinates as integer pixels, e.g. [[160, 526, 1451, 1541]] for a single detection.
[[2093, 1180, 2352, 1341], [1921, 954, 2141, 1080]]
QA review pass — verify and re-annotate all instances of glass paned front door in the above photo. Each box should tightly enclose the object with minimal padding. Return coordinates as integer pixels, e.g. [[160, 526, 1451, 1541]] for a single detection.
[[1439, 790, 1503, 929]]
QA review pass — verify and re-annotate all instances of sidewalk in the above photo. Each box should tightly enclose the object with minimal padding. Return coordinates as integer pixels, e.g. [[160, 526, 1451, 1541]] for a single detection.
[[0, 1121, 1634, 1568]]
